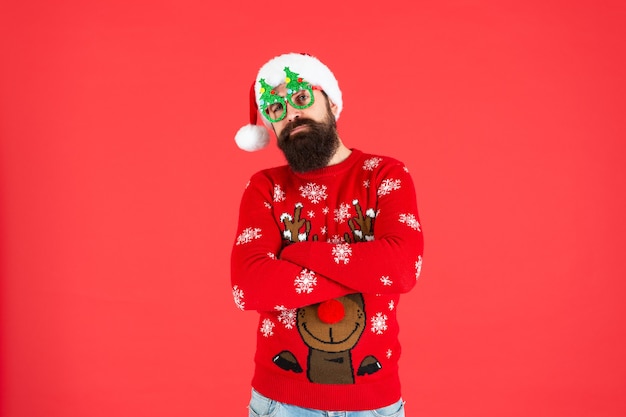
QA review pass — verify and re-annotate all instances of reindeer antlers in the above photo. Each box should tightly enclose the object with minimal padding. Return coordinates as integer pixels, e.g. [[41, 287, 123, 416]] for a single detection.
[[281, 203, 312, 243], [345, 200, 376, 243]]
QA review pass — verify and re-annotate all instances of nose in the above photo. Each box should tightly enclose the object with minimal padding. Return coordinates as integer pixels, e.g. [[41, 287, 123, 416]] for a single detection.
[[317, 299, 345, 324], [285, 102, 301, 122]]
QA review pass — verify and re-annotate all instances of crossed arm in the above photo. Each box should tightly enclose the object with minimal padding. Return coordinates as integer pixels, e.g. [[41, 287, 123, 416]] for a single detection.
[[230, 165, 423, 312], [280, 165, 423, 295]]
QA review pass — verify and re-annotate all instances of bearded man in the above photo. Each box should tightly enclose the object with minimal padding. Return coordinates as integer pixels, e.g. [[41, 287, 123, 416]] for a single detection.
[[231, 53, 424, 417]]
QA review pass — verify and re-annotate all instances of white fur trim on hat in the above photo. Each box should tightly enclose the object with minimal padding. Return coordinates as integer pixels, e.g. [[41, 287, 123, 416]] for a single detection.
[[255, 53, 343, 121], [234, 52, 342, 152]]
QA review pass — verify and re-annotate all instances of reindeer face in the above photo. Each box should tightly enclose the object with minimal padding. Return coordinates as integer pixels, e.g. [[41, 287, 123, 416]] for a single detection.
[[297, 294, 366, 353]]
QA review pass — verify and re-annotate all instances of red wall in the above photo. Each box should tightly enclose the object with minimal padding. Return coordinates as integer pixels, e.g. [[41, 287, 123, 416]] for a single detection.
[[1, 1, 625, 416]]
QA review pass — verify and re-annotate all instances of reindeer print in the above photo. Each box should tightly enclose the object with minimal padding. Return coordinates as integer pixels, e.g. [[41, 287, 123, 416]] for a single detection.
[[272, 294, 382, 384], [272, 200, 383, 383]]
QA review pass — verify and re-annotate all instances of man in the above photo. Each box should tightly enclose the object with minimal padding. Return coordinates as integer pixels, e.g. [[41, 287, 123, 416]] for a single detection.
[[231, 53, 424, 416]]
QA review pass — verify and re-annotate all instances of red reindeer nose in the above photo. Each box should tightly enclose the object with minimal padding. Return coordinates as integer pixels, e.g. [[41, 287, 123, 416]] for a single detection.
[[317, 299, 345, 324]]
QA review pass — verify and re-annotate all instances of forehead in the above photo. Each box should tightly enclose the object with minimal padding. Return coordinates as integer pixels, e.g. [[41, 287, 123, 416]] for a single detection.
[[270, 83, 320, 98], [271, 83, 288, 95]]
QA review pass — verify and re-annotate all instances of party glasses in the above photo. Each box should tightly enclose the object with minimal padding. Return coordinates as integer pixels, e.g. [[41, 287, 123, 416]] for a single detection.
[[258, 67, 317, 123]]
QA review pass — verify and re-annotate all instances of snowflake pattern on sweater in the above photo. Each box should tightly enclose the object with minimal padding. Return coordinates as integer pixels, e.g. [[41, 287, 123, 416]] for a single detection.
[[230, 149, 424, 411]]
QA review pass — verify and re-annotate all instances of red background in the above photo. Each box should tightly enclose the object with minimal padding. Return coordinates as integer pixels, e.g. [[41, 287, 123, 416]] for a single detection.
[[1, 1, 625, 416]]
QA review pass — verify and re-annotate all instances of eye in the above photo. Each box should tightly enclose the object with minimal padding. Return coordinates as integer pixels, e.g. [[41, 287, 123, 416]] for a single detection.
[[293, 90, 311, 106], [267, 102, 284, 115]]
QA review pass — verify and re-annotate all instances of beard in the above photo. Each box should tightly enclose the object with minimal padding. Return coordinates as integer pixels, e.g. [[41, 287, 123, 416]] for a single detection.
[[276, 108, 339, 173]]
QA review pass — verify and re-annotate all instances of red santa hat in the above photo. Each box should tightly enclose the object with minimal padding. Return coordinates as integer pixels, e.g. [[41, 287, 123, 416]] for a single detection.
[[234, 53, 343, 152]]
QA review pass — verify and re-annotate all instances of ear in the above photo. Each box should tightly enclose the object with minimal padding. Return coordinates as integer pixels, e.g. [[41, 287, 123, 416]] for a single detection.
[[329, 99, 339, 117]]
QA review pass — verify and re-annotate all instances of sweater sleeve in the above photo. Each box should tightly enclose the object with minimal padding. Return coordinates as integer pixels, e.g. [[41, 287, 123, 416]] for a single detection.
[[230, 172, 353, 312], [279, 163, 424, 295]]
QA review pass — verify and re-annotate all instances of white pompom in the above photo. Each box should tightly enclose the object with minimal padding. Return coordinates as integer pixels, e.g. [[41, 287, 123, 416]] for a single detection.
[[234, 125, 270, 152]]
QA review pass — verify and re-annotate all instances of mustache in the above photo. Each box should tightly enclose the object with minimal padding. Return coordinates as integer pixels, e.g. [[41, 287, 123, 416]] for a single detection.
[[281, 118, 317, 136]]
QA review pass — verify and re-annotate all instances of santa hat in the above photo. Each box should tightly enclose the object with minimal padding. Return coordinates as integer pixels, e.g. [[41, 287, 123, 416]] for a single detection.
[[234, 53, 343, 152]]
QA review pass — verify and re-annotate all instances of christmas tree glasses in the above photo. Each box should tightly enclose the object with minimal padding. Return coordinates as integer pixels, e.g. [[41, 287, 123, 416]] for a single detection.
[[258, 67, 316, 123]]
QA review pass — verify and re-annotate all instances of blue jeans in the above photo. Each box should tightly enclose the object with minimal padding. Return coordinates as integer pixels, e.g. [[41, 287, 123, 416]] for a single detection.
[[248, 389, 405, 417]]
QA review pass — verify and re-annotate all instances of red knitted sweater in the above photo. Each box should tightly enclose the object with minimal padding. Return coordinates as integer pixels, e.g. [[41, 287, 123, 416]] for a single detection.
[[231, 149, 424, 411]]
